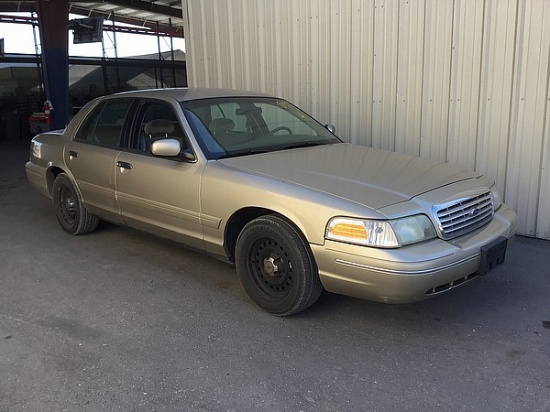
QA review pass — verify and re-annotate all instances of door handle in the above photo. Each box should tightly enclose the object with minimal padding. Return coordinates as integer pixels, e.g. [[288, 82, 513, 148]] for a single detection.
[[68, 150, 78, 158], [116, 161, 133, 170]]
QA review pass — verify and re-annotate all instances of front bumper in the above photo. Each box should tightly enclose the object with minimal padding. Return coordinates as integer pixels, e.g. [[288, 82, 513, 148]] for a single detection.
[[311, 204, 518, 304]]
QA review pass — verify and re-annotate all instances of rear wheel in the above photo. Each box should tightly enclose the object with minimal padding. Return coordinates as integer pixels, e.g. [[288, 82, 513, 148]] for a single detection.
[[52, 173, 99, 235], [235, 215, 323, 316]]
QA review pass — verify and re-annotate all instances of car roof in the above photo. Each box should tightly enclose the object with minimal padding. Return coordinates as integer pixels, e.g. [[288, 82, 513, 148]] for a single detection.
[[106, 87, 274, 102]]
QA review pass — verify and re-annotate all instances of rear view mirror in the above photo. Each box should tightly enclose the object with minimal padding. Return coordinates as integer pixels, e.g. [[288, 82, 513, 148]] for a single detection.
[[325, 124, 336, 134]]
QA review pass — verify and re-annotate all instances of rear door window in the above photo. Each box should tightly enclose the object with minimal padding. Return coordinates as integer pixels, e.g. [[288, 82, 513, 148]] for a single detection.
[[75, 99, 133, 147]]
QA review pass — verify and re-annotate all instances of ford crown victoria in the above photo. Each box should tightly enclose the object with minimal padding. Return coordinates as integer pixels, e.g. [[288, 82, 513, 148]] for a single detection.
[[25, 88, 517, 315]]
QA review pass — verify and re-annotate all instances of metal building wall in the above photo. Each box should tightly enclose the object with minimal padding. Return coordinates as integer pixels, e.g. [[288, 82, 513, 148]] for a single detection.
[[182, 0, 550, 239]]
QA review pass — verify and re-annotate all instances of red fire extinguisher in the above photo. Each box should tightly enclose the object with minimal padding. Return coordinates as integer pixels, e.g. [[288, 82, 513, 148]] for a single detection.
[[43, 100, 54, 125]]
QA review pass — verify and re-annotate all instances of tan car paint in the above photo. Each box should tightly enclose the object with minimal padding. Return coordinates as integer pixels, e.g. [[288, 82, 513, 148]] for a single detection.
[[63, 141, 121, 219], [114, 151, 206, 250], [218, 143, 481, 211]]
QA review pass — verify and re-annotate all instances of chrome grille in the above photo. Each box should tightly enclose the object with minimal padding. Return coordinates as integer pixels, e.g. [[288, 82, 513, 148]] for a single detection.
[[434, 192, 494, 239]]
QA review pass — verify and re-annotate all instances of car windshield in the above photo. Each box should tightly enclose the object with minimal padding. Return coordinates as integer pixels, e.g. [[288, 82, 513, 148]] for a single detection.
[[181, 97, 341, 159]]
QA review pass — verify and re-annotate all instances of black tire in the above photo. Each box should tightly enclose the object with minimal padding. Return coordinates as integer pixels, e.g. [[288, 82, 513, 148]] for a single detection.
[[52, 173, 99, 235], [235, 215, 323, 316]]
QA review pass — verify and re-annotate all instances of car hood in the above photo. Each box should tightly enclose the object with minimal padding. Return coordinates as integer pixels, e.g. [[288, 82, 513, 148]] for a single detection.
[[218, 143, 481, 210]]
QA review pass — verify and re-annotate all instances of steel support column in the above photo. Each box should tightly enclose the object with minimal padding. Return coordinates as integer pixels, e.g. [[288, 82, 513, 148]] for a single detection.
[[36, 0, 69, 129]]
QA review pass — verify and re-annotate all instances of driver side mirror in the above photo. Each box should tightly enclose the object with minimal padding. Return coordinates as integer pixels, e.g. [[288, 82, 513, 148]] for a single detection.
[[151, 138, 195, 162]]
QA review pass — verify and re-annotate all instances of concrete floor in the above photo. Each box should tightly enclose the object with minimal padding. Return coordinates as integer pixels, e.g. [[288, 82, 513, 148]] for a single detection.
[[1, 140, 549, 411]]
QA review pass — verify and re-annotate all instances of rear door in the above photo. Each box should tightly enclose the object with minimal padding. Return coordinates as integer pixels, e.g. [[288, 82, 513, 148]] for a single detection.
[[64, 98, 134, 221], [114, 99, 206, 249]]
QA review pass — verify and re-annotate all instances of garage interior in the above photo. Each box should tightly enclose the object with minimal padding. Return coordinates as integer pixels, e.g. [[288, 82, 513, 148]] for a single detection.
[[0, 0, 186, 138]]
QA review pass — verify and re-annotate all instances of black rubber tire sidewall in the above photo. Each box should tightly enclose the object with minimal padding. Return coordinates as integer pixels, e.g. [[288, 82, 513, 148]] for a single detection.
[[52, 173, 98, 235], [235, 215, 322, 316]]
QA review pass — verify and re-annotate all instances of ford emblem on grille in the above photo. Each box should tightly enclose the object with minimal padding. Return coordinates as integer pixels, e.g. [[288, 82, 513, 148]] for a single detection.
[[470, 208, 480, 216]]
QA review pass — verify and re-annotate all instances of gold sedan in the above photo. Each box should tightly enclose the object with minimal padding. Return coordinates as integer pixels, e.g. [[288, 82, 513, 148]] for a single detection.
[[26, 88, 517, 315]]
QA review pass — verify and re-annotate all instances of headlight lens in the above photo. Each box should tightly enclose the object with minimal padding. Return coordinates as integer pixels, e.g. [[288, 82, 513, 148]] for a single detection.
[[490, 185, 502, 210], [326, 215, 436, 248], [390, 215, 437, 246], [326, 218, 399, 247]]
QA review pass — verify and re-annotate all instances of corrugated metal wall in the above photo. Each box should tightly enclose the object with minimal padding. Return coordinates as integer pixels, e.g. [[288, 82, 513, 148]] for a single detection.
[[182, 0, 550, 239]]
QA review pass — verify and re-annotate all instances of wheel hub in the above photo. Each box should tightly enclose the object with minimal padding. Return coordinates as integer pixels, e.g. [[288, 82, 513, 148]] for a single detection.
[[249, 238, 293, 297], [66, 198, 76, 209], [60, 186, 77, 221], [263, 254, 284, 277]]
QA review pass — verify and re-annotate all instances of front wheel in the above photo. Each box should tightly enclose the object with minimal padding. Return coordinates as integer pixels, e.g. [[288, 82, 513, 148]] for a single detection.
[[52, 173, 99, 235], [235, 215, 323, 316]]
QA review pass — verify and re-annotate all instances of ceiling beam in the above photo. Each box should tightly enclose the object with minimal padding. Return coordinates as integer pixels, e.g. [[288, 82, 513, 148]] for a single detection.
[[0, 1, 182, 19], [0, 1, 184, 36], [90, 1, 181, 18], [0, 2, 36, 13], [69, 5, 184, 37]]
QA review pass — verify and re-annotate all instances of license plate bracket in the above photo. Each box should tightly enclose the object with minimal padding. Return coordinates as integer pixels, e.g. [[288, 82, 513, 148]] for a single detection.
[[476, 236, 508, 275]]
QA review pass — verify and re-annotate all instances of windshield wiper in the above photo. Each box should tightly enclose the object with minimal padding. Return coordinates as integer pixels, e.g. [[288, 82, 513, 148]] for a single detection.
[[278, 140, 339, 151], [217, 150, 268, 159], [216, 140, 339, 159]]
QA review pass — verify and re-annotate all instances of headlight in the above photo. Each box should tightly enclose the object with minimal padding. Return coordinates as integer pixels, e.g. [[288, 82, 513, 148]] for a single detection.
[[326, 215, 436, 248], [390, 215, 437, 246], [490, 184, 502, 210], [326, 218, 399, 247]]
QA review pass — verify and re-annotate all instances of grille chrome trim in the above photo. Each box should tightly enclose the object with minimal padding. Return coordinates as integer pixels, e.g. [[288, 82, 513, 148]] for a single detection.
[[433, 192, 494, 240]]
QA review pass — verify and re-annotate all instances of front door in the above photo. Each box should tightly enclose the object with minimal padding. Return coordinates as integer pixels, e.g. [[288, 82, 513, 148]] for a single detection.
[[115, 100, 205, 249]]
